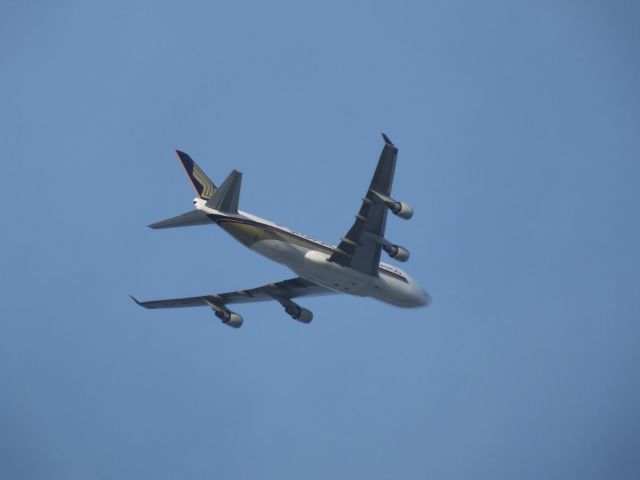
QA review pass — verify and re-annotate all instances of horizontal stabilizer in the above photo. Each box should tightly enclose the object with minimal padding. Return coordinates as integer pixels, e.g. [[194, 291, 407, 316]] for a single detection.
[[148, 210, 213, 229]]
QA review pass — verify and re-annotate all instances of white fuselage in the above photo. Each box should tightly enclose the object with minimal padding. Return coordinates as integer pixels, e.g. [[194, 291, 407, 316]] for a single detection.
[[196, 200, 430, 308]]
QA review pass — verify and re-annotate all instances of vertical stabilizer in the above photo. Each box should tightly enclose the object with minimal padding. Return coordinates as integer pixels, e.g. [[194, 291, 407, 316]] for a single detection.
[[176, 150, 217, 199], [206, 170, 242, 214]]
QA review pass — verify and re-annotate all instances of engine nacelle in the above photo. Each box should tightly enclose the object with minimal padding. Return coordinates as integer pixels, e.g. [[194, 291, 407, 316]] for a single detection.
[[215, 310, 244, 328], [285, 305, 313, 324], [383, 244, 410, 262], [389, 201, 414, 220]]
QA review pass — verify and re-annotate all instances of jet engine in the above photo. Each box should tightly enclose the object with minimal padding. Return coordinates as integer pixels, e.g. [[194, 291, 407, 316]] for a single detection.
[[383, 244, 410, 262], [389, 201, 414, 220], [214, 310, 244, 328], [285, 304, 313, 324]]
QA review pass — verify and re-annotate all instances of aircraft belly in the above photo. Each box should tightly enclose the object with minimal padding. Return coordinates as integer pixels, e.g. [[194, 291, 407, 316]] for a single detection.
[[290, 250, 377, 296], [292, 250, 424, 307], [225, 223, 424, 307], [251, 239, 308, 267]]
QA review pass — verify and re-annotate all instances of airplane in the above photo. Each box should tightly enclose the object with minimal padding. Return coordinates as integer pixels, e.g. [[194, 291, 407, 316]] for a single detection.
[[131, 134, 431, 328]]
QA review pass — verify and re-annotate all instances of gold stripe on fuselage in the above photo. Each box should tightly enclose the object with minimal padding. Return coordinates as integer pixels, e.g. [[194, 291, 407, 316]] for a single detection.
[[216, 218, 407, 283], [218, 220, 275, 247]]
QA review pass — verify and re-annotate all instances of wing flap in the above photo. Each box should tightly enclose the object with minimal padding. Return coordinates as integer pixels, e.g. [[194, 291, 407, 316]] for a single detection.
[[130, 294, 211, 309], [328, 134, 398, 276], [131, 277, 333, 310]]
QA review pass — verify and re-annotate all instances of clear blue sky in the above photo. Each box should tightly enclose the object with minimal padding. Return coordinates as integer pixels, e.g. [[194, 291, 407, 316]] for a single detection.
[[1, 1, 639, 479]]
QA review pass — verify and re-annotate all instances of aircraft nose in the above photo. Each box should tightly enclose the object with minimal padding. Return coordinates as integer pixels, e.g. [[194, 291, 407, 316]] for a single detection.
[[422, 288, 432, 306], [413, 285, 431, 307]]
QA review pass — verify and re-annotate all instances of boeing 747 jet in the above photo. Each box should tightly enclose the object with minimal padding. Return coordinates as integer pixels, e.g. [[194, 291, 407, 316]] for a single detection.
[[131, 134, 431, 327]]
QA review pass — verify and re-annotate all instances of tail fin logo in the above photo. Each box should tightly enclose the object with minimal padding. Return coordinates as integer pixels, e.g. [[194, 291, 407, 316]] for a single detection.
[[176, 150, 217, 200], [192, 164, 215, 199]]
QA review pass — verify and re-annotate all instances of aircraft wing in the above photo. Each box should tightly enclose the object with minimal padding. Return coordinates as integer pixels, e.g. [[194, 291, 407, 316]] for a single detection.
[[328, 134, 398, 276], [130, 277, 334, 309]]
